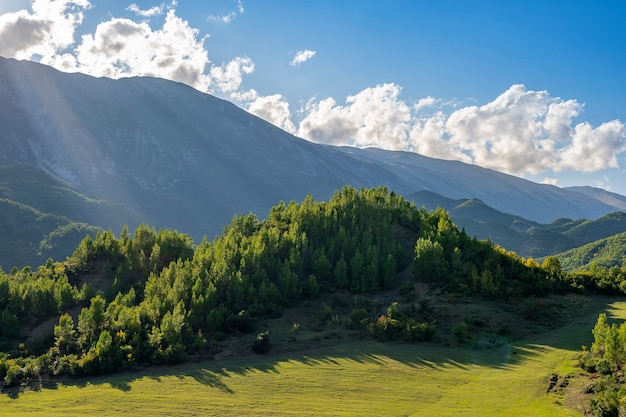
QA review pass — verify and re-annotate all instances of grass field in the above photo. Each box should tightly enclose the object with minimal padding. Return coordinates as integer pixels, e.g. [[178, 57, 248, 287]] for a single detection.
[[2, 295, 624, 416]]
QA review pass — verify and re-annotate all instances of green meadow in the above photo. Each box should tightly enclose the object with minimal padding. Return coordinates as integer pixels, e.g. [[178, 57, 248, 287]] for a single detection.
[[2, 296, 622, 417]]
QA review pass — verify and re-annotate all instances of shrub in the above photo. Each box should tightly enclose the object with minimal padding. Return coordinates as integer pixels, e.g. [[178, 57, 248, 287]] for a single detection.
[[252, 331, 270, 354], [452, 321, 468, 342], [348, 308, 369, 330], [3, 361, 22, 387], [403, 319, 435, 342], [368, 315, 402, 340], [225, 310, 254, 333]]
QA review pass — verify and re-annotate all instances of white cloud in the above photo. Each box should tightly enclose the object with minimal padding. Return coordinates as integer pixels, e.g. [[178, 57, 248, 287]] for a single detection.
[[557, 120, 625, 172], [126, 3, 164, 17], [0, 0, 90, 59], [207, 0, 244, 23], [63, 10, 211, 90], [0, 0, 281, 121], [541, 178, 559, 186], [296, 84, 626, 177], [247, 93, 296, 133], [208, 56, 254, 95], [298, 83, 411, 149], [404, 84, 626, 176], [414, 96, 437, 112], [290, 49, 316, 66]]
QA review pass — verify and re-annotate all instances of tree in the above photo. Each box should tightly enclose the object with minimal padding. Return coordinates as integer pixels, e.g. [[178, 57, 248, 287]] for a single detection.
[[54, 313, 78, 355], [413, 238, 447, 282], [78, 295, 107, 347]]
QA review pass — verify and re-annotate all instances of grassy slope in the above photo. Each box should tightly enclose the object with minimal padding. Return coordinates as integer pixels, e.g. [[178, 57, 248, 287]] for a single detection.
[[3, 295, 623, 417]]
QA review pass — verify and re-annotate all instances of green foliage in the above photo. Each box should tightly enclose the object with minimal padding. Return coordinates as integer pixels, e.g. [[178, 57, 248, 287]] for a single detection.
[[368, 301, 434, 342], [565, 264, 626, 295], [412, 210, 560, 297], [580, 314, 626, 415], [451, 321, 469, 342], [556, 231, 626, 272]]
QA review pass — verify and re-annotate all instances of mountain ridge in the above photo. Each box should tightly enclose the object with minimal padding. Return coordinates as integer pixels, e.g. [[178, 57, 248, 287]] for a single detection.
[[0, 57, 624, 261]]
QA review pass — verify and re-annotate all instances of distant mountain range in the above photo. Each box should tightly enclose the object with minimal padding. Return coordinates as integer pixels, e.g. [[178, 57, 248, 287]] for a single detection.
[[1, 56, 625, 269], [411, 191, 626, 261]]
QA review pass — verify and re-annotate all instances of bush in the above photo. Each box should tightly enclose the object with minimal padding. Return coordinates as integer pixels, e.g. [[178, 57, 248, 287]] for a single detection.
[[348, 308, 369, 330], [4, 361, 22, 387], [452, 321, 468, 342], [368, 315, 402, 340], [252, 331, 270, 354], [225, 310, 254, 333], [403, 319, 435, 342]]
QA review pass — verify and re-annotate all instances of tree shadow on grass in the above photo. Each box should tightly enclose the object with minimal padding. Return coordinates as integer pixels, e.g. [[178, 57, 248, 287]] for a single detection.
[[6, 296, 625, 400], [0, 336, 566, 400]]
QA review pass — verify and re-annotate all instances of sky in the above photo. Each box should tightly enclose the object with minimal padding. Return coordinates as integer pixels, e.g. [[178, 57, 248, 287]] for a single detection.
[[1, 0, 625, 195]]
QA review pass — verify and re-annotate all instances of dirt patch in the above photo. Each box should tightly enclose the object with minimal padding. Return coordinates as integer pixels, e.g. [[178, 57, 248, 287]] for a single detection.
[[558, 372, 597, 416], [22, 305, 82, 344]]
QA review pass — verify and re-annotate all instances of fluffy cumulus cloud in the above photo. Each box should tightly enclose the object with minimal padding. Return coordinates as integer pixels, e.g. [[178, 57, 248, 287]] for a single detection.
[[406, 85, 626, 175], [67, 9, 211, 90], [290, 49, 316, 66], [0, 0, 261, 98], [296, 83, 625, 176], [298, 83, 411, 149], [208, 56, 254, 96], [557, 121, 625, 172], [247, 93, 296, 133], [0, 0, 90, 59]]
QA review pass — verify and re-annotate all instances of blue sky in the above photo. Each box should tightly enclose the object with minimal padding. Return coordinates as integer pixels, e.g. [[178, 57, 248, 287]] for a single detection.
[[1, 0, 625, 194]]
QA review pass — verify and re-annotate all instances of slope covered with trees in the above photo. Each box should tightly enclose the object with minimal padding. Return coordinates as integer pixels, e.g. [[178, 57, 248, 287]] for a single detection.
[[410, 190, 626, 260], [0, 164, 145, 270], [554, 232, 626, 272], [0, 187, 605, 388]]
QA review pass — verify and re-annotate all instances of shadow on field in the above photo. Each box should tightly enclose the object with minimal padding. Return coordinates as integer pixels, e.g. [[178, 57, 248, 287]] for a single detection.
[[4, 338, 548, 399], [5, 296, 624, 399]]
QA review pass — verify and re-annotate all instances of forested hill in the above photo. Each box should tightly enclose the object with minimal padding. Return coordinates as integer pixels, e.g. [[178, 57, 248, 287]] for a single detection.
[[554, 231, 626, 271], [0, 187, 618, 386]]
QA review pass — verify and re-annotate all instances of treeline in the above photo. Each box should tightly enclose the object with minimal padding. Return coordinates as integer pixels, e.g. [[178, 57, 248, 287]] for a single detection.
[[0, 186, 611, 386], [567, 264, 626, 295]]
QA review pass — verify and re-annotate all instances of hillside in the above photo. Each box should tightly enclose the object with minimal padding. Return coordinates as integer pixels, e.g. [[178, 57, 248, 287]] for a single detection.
[[0, 164, 144, 270], [1, 57, 625, 270], [410, 189, 626, 259], [0, 187, 570, 386], [555, 231, 626, 271], [0, 198, 100, 270]]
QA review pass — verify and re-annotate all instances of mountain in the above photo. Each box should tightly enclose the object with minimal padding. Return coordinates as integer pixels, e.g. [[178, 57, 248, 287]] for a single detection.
[[1, 57, 625, 267], [566, 186, 626, 211], [407, 190, 626, 259]]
